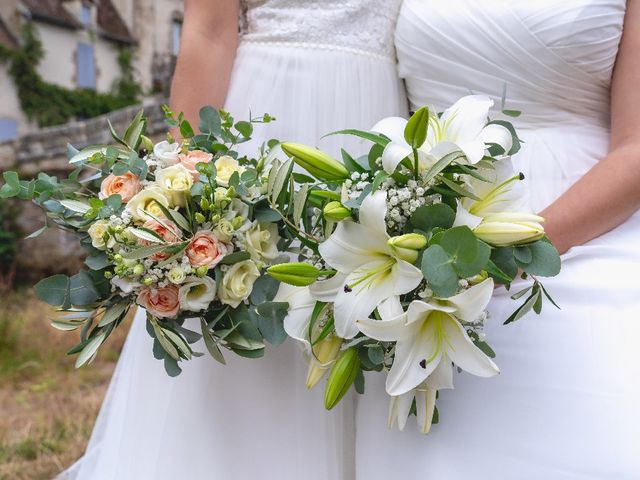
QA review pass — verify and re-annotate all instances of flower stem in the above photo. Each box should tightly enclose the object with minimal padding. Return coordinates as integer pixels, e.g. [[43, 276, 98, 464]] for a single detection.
[[412, 147, 420, 179]]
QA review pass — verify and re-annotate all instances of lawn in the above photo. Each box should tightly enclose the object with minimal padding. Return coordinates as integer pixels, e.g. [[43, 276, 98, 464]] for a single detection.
[[0, 288, 130, 480]]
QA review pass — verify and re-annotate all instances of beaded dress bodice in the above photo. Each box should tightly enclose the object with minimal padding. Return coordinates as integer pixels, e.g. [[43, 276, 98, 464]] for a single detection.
[[240, 0, 403, 59]]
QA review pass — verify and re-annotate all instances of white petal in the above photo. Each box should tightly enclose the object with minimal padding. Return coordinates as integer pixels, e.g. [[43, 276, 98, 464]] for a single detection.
[[388, 391, 415, 431], [333, 265, 398, 339], [446, 278, 494, 321], [381, 142, 413, 174], [442, 316, 500, 378], [452, 203, 483, 229], [386, 320, 442, 396], [318, 222, 387, 273], [377, 295, 404, 320], [481, 123, 513, 155], [356, 313, 408, 342], [441, 95, 493, 143], [427, 140, 459, 161], [309, 273, 346, 302], [358, 191, 389, 238], [274, 284, 316, 343], [406, 300, 455, 325], [371, 116, 408, 144], [459, 140, 487, 165], [390, 260, 424, 296], [425, 355, 454, 390], [415, 388, 437, 434]]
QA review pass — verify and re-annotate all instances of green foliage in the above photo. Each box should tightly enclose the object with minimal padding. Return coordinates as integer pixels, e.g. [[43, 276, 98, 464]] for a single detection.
[[0, 23, 141, 127]]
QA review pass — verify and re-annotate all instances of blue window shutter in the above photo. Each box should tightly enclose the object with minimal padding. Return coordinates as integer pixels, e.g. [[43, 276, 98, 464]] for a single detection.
[[77, 42, 96, 89], [0, 118, 18, 142]]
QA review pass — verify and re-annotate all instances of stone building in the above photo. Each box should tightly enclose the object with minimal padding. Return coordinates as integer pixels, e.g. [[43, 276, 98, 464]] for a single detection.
[[0, 0, 184, 143]]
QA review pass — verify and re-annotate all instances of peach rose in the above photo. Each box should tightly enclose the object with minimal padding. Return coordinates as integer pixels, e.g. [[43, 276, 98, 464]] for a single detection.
[[186, 230, 229, 268], [99, 172, 141, 203], [179, 150, 213, 180], [137, 285, 180, 318], [142, 218, 182, 261]]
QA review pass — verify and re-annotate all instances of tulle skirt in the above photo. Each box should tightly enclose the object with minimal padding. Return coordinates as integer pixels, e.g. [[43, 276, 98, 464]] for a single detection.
[[60, 41, 407, 480]]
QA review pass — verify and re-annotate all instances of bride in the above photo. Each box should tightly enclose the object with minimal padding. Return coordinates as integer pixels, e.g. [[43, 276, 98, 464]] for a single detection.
[[355, 0, 640, 478], [62, 0, 404, 479]]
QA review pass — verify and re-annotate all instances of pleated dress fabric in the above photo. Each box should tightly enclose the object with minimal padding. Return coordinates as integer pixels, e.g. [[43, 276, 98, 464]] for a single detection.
[[354, 1, 640, 479], [59, 1, 406, 479]]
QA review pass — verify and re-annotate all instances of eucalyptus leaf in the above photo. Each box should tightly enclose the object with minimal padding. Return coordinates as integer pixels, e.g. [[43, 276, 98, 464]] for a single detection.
[[69, 271, 100, 306], [199, 106, 222, 136], [410, 203, 456, 233], [34, 274, 70, 308], [517, 240, 561, 277], [421, 245, 459, 298], [253, 302, 288, 345]]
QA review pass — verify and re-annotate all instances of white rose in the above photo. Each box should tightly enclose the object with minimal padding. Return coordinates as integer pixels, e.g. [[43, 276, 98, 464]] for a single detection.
[[167, 267, 187, 285], [244, 222, 280, 261], [126, 187, 170, 222], [218, 259, 260, 308], [215, 155, 245, 187], [88, 220, 115, 250], [153, 141, 181, 166], [213, 220, 234, 243], [178, 275, 217, 311], [155, 164, 193, 207]]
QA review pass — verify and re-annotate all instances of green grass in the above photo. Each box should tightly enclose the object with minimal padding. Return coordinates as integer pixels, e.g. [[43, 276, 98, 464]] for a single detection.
[[0, 288, 130, 479]]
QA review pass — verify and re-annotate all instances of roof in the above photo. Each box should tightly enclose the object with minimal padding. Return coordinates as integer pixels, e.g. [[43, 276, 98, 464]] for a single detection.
[[0, 15, 19, 50], [21, 0, 81, 30], [96, 0, 136, 44], [20, 0, 136, 44]]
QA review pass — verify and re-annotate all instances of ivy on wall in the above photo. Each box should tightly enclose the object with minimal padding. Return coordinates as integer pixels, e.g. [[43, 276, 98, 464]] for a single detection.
[[0, 23, 142, 127]]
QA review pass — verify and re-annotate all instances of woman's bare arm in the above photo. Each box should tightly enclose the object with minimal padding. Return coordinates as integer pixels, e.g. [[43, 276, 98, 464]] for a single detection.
[[540, 0, 640, 254], [170, 0, 239, 126]]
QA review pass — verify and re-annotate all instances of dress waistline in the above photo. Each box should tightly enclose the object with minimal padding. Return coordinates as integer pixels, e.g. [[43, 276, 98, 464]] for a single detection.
[[239, 37, 396, 63]]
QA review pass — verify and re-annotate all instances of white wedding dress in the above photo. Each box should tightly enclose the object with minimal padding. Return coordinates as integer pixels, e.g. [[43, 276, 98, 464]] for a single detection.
[[354, 1, 640, 479], [61, 1, 405, 479]]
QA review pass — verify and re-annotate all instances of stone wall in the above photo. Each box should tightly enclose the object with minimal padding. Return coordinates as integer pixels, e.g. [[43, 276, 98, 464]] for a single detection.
[[0, 96, 169, 282]]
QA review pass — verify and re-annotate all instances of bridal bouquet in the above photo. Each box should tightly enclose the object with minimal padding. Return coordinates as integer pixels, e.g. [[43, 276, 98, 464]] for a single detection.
[[267, 95, 561, 433], [1, 107, 292, 375]]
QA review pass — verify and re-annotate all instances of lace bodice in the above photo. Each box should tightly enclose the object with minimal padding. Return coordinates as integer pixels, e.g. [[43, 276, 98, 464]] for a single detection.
[[240, 0, 403, 59]]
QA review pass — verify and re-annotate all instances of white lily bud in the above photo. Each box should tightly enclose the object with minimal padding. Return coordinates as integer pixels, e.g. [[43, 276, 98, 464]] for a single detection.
[[387, 233, 427, 263], [306, 334, 343, 389], [474, 212, 545, 246]]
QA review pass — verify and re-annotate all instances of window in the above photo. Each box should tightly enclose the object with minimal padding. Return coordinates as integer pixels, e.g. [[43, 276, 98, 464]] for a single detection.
[[80, 4, 92, 25], [76, 42, 96, 89], [0, 118, 18, 142], [172, 20, 182, 56]]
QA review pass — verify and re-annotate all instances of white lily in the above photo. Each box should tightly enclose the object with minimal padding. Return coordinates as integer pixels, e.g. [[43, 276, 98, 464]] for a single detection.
[[357, 278, 499, 396], [388, 383, 437, 434], [452, 158, 545, 245], [316, 192, 423, 339], [372, 95, 513, 174], [453, 157, 527, 229], [273, 283, 316, 345], [273, 283, 343, 388]]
